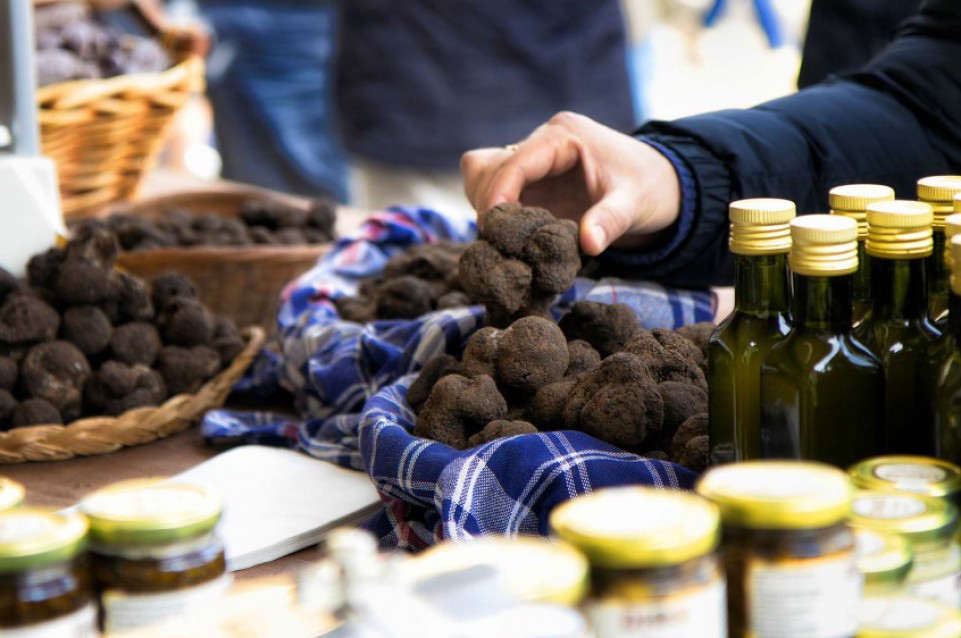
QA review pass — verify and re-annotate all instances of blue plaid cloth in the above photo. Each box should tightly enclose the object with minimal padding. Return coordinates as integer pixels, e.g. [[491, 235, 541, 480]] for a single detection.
[[203, 207, 715, 549]]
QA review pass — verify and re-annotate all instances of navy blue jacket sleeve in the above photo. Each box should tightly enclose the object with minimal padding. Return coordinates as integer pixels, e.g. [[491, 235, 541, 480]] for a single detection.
[[609, 0, 961, 289]]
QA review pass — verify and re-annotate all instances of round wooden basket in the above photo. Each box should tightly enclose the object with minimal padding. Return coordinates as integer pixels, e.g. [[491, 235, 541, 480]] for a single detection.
[[0, 326, 265, 463], [102, 188, 334, 337], [36, 1, 206, 220]]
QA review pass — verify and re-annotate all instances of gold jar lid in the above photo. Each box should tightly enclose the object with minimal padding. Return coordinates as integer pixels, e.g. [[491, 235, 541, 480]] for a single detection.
[[849, 491, 958, 550], [855, 529, 914, 589], [696, 461, 852, 530], [918, 176, 961, 228], [405, 536, 589, 606], [80, 478, 222, 546], [865, 201, 934, 259], [831, 184, 896, 240], [550, 487, 719, 569], [0, 508, 88, 573], [789, 214, 859, 276], [955, 193, 961, 212], [943, 214, 961, 272], [728, 198, 795, 255], [0, 478, 24, 512], [849, 456, 961, 501], [859, 595, 961, 638]]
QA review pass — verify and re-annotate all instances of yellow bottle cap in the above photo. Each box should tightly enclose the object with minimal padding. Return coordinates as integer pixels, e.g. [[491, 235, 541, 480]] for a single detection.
[[855, 529, 914, 591], [80, 478, 222, 546], [728, 198, 795, 255], [550, 487, 719, 569], [696, 461, 852, 530], [789, 214, 859, 277], [830, 184, 894, 240], [955, 193, 961, 212], [864, 201, 934, 259], [849, 491, 958, 551], [406, 536, 589, 606], [0, 508, 88, 573], [849, 456, 961, 502], [859, 595, 961, 638], [943, 214, 961, 272], [0, 478, 24, 512], [918, 176, 961, 228]]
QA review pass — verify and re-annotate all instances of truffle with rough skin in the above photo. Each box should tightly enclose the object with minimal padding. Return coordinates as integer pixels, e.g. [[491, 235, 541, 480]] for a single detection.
[[645, 382, 708, 452], [467, 419, 539, 447], [562, 353, 662, 449], [529, 380, 576, 430], [481, 204, 555, 258], [675, 322, 714, 375], [372, 276, 434, 320], [0, 390, 15, 425], [383, 242, 465, 282], [61, 306, 112, 355], [212, 317, 245, 366], [559, 301, 640, 357], [565, 340, 601, 377], [459, 242, 532, 324], [494, 317, 568, 396], [524, 221, 581, 294], [96, 362, 168, 416], [26, 248, 65, 292], [275, 228, 307, 246], [156, 346, 220, 395], [415, 374, 508, 449], [157, 298, 213, 347], [0, 357, 16, 391], [459, 327, 502, 379], [678, 435, 710, 473], [54, 258, 114, 306], [335, 297, 374, 324], [306, 200, 337, 235], [110, 322, 162, 366], [670, 413, 709, 460], [150, 273, 197, 310], [436, 291, 471, 310], [106, 273, 154, 323], [623, 329, 707, 390], [21, 341, 91, 421], [0, 294, 60, 344], [66, 222, 118, 268], [407, 354, 460, 412], [11, 398, 62, 427]]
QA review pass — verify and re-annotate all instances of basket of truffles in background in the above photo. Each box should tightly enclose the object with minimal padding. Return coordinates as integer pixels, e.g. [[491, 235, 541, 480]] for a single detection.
[[35, 0, 206, 219], [71, 188, 339, 336], [0, 224, 264, 463]]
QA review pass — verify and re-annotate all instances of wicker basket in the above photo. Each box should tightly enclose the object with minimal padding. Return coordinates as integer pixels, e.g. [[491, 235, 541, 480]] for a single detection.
[[104, 188, 333, 336], [0, 326, 265, 463], [36, 1, 206, 220]]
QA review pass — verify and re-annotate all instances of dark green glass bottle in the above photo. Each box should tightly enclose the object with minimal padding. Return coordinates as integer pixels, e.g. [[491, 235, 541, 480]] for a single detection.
[[709, 199, 795, 464], [829, 184, 895, 326], [918, 176, 961, 326], [760, 215, 884, 468], [935, 235, 961, 464], [853, 200, 940, 457]]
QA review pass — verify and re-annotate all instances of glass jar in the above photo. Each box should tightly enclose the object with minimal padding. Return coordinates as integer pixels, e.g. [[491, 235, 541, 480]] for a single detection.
[[855, 529, 913, 596], [849, 456, 961, 506], [858, 595, 961, 637], [850, 491, 961, 610], [0, 509, 95, 636], [79, 479, 229, 633], [697, 461, 861, 638], [549, 486, 726, 638]]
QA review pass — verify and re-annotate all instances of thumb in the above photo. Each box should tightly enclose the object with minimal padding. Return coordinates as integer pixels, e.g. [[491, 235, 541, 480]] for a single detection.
[[579, 192, 646, 255]]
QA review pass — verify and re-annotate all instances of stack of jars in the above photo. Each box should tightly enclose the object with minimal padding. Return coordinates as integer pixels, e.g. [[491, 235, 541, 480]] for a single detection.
[[709, 176, 961, 469], [0, 478, 228, 636], [551, 457, 961, 638]]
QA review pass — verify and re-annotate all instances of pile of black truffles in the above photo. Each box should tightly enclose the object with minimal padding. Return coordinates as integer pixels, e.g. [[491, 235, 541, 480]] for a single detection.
[[35, 3, 171, 87], [410, 304, 713, 472], [0, 225, 246, 429], [335, 242, 469, 322], [71, 199, 336, 252]]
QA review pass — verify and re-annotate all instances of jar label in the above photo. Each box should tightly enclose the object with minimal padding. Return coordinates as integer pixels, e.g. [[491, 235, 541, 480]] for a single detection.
[[909, 569, 961, 609], [0, 604, 96, 637], [103, 574, 232, 633], [874, 463, 949, 487], [748, 554, 861, 638], [851, 495, 926, 519], [589, 579, 727, 638]]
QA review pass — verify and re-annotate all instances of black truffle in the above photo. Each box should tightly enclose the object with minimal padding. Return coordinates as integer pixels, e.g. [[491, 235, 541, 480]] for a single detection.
[[407, 354, 460, 413], [156, 298, 213, 347], [0, 357, 17, 391], [565, 340, 601, 377], [0, 269, 19, 305], [372, 276, 434, 320], [61, 306, 112, 355], [21, 341, 91, 421], [559, 301, 640, 357], [0, 294, 60, 345], [494, 317, 569, 396], [467, 419, 539, 447], [414, 374, 508, 449], [150, 273, 197, 310], [670, 413, 709, 461], [110, 322, 161, 366], [11, 398, 62, 427], [156, 346, 220, 395]]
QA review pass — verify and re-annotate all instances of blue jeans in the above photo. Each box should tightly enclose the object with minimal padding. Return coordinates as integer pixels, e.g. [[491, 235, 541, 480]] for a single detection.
[[197, 1, 348, 201]]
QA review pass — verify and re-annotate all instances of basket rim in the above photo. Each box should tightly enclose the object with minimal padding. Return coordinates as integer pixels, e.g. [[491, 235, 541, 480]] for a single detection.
[[0, 326, 266, 464]]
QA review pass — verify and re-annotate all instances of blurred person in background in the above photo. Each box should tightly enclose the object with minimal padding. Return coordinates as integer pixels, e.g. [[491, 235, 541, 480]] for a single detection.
[[194, 0, 348, 202], [335, 0, 635, 218]]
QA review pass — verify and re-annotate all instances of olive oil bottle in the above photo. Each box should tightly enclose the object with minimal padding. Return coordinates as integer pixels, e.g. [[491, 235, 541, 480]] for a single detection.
[[934, 235, 961, 464], [708, 199, 794, 464], [829, 184, 895, 325], [853, 200, 940, 456], [760, 214, 883, 467], [918, 176, 961, 325]]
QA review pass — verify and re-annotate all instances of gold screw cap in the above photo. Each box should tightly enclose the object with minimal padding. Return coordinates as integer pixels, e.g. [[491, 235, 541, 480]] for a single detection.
[[789, 214, 859, 276], [918, 176, 961, 203], [865, 200, 934, 259], [849, 491, 958, 550], [944, 214, 961, 273], [849, 456, 961, 501], [728, 198, 795, 255], [830, 184, 895, 212]]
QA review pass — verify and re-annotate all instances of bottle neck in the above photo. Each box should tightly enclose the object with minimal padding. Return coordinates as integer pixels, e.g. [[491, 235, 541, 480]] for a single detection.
[[869, 257, 929, 321], [792, 273, 854, 331], [734, 253, 790, 315]]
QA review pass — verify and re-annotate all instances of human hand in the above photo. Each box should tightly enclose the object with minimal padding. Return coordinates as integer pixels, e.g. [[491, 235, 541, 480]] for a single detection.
[[461, 112, 682, 256]]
